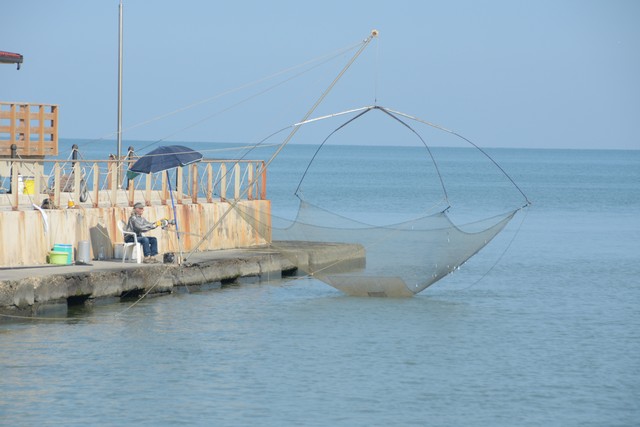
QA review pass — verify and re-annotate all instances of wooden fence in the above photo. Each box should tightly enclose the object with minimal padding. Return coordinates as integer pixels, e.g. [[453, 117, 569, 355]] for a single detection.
[[0, 102, 58, 157]]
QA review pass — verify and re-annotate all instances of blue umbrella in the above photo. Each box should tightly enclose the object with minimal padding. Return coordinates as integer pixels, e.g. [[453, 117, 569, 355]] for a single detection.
[[129, 145, 203, 261], [129, 145, 203, 174]]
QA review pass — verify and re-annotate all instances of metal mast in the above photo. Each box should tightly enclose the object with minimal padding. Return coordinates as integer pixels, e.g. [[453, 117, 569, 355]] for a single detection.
[[117, 0, 123, 187]]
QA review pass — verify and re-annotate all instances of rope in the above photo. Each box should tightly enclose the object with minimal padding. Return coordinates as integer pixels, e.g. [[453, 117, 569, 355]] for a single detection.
[[135, 58, 335, 153], [183, 32, 379, 261], [384, 107, 532, 206], [117, 34, 381, 314], [375, 106, 450, 204], [288, 105, 450, 205], [295, 107, 374, 195], [72, 40, 365, 153]]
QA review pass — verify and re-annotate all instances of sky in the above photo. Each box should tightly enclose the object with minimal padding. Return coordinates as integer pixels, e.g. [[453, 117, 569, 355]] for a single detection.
[[2, 0, 639, 151]]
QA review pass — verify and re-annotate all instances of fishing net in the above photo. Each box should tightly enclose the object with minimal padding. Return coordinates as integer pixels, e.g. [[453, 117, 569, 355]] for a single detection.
[[229, 106, 529, 297], [237, 200, 516, 297]]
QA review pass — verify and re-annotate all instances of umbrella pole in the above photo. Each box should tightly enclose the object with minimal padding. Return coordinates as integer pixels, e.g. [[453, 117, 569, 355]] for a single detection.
[[166, 170, 183, 264]]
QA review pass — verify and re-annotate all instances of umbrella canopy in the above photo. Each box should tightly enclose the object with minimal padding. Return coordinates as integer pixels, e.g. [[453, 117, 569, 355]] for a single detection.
[[129, 145, 203, 174]]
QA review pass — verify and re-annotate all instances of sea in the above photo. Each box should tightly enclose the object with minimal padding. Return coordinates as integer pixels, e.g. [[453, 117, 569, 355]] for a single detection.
[[1, 142, 639, 427]]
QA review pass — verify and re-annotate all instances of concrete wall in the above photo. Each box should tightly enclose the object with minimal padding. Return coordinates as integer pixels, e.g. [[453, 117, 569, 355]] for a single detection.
[[0, 200, 271, 267]]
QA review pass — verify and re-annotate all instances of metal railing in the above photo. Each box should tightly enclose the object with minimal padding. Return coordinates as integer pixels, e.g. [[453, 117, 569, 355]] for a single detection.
[[0, 157, 267, 211]]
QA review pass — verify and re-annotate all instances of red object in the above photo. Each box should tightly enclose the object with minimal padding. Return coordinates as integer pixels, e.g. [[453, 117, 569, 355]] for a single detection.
[[0, 51, 24, 70]]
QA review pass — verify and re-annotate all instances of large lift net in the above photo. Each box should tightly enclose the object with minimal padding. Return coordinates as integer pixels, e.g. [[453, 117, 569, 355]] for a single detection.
[[233, 105, 529, 297]]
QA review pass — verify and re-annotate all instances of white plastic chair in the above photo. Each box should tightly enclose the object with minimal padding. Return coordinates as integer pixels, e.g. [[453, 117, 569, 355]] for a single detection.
[[117, 220, 143, 264]]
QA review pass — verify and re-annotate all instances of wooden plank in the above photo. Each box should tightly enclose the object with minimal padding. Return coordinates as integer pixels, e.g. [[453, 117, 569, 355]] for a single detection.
[[191, 163, 198, 204], [92, 163, 100, 208], [10, 161, 18, 210], [220, 163, 227, 201], [260, 161, 267, 199], [247, 163, 254, 200], [109, 162, 118, 206], [234, 163, 240, 200], [145, 173, 152, 205], [176, 167, 183, 204]]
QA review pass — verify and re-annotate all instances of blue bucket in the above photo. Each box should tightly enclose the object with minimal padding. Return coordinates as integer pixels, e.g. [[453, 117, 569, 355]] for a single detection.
[[53, 243, 73, 265]]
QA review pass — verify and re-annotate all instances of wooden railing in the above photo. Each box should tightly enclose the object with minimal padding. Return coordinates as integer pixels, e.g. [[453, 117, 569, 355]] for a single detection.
[[0, 102, 58, 157], [0, 158, 267, 211]]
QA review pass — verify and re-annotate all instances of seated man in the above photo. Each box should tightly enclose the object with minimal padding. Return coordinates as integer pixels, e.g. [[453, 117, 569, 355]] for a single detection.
[[40, 189, 57, 209], [126, 202, 160, 263]]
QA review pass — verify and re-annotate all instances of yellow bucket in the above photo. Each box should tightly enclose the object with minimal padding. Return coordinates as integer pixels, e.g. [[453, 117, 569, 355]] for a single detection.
[[23, 179, 35, 195]]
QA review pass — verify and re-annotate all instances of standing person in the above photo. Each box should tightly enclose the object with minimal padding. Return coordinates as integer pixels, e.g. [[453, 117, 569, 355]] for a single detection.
[[126, 202, 160, 263]]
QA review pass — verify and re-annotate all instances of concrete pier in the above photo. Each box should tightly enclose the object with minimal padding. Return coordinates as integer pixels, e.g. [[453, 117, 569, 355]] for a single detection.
[[0, 241, 365, 319]]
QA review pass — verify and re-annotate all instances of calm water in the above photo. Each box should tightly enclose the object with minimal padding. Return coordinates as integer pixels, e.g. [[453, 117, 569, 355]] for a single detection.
[[1, 145, 639, 426]]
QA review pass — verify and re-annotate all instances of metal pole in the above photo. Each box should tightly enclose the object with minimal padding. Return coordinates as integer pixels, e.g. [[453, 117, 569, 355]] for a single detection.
[[117, 0, 123, 188], [71, 144, 78, 165], [9, 144, 17, 194], [167, 170, 183, 264]]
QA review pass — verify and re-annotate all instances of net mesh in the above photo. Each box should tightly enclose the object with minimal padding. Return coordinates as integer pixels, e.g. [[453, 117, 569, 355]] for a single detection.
[[237, 200, 516, 297]]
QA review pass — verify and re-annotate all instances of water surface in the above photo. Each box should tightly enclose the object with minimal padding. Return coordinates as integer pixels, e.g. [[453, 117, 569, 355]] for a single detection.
[[1, 146, 638, 426]]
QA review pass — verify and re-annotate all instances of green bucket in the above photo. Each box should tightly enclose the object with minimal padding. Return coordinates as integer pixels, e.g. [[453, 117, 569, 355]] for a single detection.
[[49, 251, 69, 265]]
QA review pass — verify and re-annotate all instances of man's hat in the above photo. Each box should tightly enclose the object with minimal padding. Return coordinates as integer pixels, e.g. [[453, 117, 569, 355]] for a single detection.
[[133, 202, 145, 209]]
